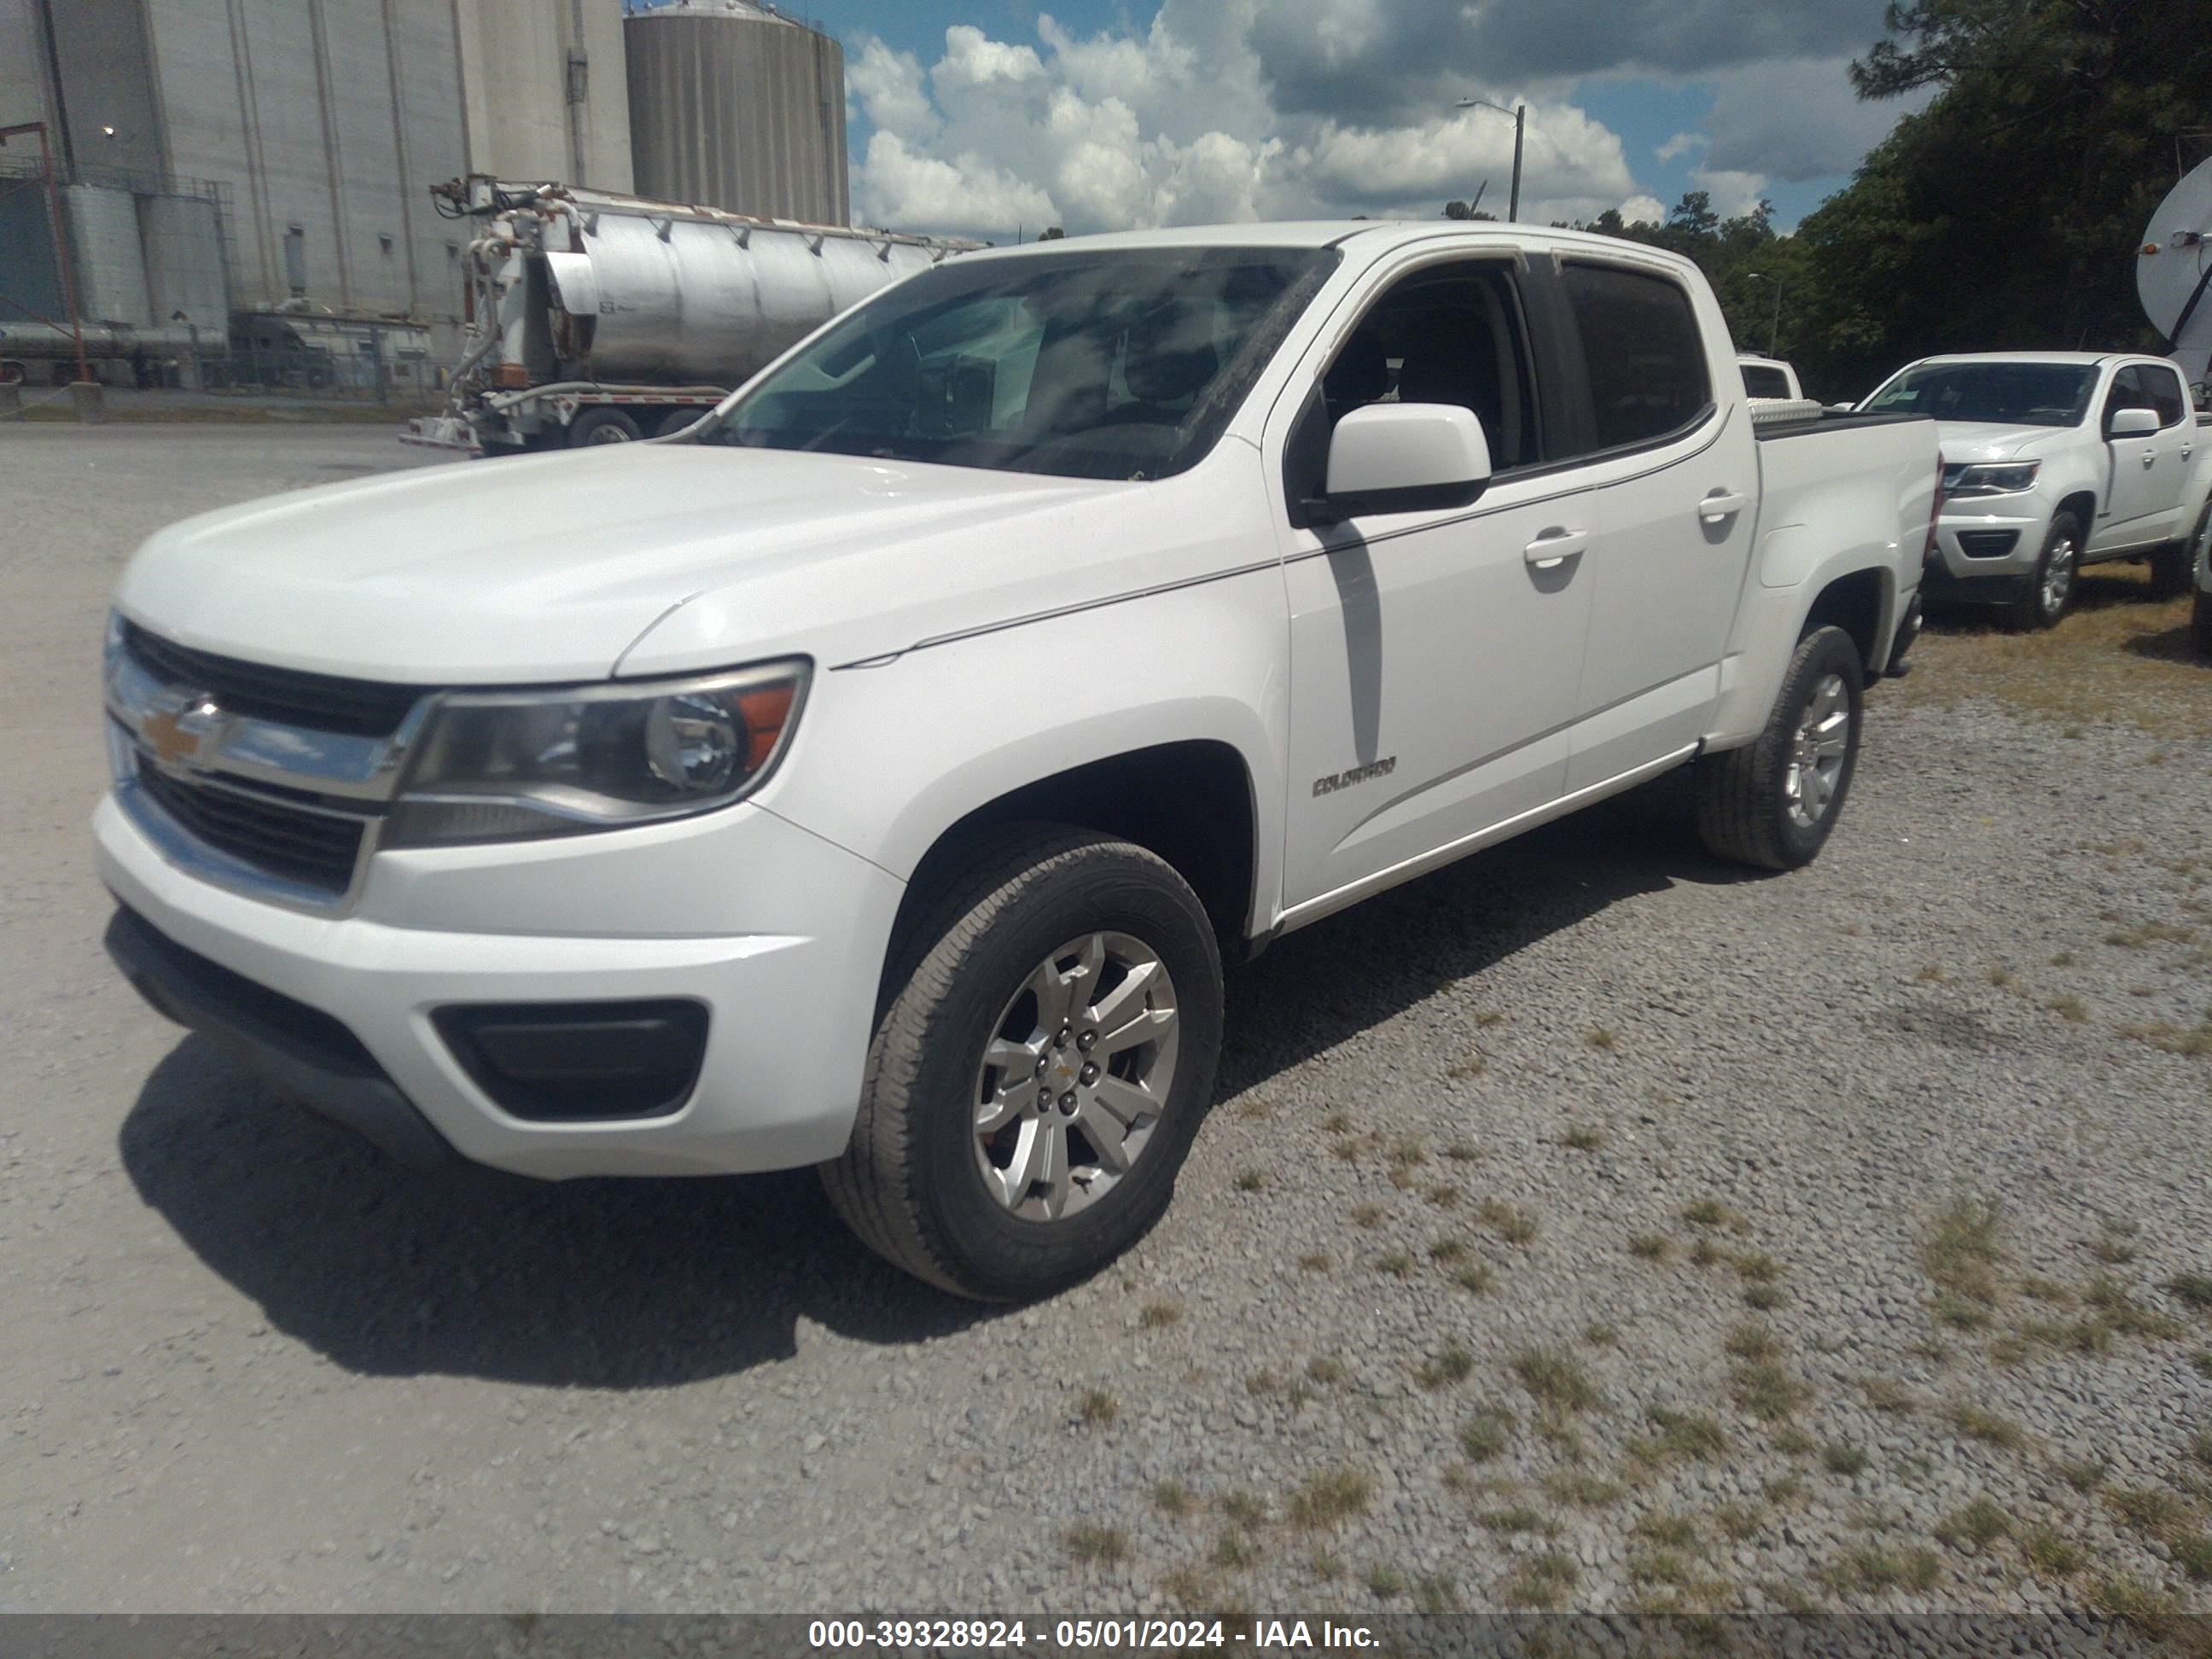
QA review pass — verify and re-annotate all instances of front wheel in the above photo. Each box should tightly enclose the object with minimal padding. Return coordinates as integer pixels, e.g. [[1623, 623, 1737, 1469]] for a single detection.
[[1695, 626, 1865, 871], [2006, 512, 2081, 632], [568, 406, 643, 445], [822, 826, 1224, 1301]]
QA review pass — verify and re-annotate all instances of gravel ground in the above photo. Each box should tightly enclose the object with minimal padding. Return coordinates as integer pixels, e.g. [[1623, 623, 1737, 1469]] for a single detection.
[[3, 424, 2209, 1620]]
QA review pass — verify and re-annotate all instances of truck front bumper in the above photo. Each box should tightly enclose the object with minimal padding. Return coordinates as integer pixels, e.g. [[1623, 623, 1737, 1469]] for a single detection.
[[1924, 508, 2047, 586], [94, 792, 905, 1180]]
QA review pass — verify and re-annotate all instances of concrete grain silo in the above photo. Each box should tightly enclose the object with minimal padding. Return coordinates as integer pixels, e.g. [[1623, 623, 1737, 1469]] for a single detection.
[[625, 0, 848, 225]]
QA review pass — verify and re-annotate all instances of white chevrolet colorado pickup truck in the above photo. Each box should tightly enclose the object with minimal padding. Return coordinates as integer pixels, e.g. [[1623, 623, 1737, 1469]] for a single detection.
[[97, 224, 1938, 1300], [1861, 352, 2212, 629]]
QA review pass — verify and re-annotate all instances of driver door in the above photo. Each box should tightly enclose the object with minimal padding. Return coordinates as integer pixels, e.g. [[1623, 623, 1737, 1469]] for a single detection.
[[1268, 253, 1595, 919], [2097, 365, 2193, 550]]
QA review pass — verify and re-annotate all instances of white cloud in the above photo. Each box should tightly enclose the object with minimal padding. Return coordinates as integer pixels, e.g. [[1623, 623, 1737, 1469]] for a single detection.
[[1690, 166, 1772, 218], [850, 4, 1650, 242], [1656, 131, 1708, 165], [1619, 194, 1667, 226]]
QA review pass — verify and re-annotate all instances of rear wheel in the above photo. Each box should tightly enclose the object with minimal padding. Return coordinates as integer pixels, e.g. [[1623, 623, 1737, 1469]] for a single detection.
[[2005, 512, 2080, 632], [821, 825, 1224, 1301], [2195, 587, 2212, 655], [652, 408, 703, 439], [568, 406, 643, 446], [1696, 626, 1864, 871]]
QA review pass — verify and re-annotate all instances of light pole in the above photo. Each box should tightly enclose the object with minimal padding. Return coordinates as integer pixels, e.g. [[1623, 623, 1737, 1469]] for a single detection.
[[1746, 270, 1784, 356], [1454, 97, 1524, 223]]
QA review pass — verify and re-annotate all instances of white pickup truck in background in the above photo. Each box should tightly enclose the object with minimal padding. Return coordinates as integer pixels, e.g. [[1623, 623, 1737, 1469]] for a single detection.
[[97, 223, 1938, 1300], [1740, 355, 1805, 402], [1861, 351, 2212, 628]]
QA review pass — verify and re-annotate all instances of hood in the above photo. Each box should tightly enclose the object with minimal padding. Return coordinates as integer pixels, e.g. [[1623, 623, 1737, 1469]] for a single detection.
[[113, 445, 1136, 684], [1930, 422, 2077, 464]]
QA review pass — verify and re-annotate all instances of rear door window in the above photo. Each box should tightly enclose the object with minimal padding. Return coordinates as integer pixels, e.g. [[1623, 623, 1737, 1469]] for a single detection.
[[1557, 263, 1712, 453]]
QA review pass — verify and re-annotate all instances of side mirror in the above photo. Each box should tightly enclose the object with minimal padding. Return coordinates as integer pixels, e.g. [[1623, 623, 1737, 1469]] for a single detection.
[[2109, 405, 2160, 439], [1311, 403, 1492, 521]]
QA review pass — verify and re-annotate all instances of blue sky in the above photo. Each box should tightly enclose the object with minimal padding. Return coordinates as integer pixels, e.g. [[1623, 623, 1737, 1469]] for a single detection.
[[699, 0, 1917, 241]]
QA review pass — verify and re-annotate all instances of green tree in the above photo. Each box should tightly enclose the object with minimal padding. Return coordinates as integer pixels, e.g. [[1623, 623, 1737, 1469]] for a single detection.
[[1795, 0, 2212, 397]]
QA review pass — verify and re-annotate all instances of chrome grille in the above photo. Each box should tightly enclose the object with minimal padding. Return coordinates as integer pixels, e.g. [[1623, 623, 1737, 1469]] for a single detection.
[[134, 759, 368, 898], [122, 621, 427, 738]]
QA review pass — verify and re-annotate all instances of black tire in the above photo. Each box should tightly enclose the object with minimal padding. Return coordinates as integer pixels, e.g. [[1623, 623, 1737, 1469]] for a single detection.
[[2147, 540, 2193, 598], [2194, 586, 2212, 656], [2005, 511, 2081, 632], [568, 406, 643, 446], [821, 824, 1224, 1302], [1696, 626, 1865, 871], [652, 408, 703, 439]]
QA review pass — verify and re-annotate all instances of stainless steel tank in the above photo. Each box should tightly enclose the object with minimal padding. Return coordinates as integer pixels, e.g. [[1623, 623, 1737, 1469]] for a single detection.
[[624, 2, 848, 224], [543, 193, 957, 382]]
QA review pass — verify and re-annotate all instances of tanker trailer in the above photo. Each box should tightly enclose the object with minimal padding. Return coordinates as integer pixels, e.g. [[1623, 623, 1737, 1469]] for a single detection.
[[405, 177, 981, 454]]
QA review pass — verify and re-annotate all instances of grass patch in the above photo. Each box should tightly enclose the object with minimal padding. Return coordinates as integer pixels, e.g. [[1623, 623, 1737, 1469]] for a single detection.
[[1933, 1498, 2010, 1550], [1820, 1542, 1940, 1595], [1682, 1198, 1747, 1231], [1414, 1575, 1458, 1613], [2019, 1523, 2085, 1579], [1545, 1470, 1625, 1508], [1496, 1551, 1578, 1610], [1062, 1524, 1128, 1564], [1077, 1388, 1119, 1426], [1772, 1426, 1819, 1458], [1733, 1250, 1785, 1284], [1453, 1262, 1496, 1295], [1323, 1110, 1353, 1135], [1581, 1321, 1620, 1348], [1153, 1478, 1193, 1517], [1307, 1355, 1346, 1386], [2084, 1277, 2185, 1340], [1561, 1124, 1607, 1151], [1893, 585, 2212, 739], [1822, 1443, 1869, 1477], [1724, 1322, 1780, 1363], [1386, 1137, 1427, 1169], [2056, 1457, 2108, 1492], [1633, 1513, 1700, 1550], [1586, 1027, 1616, 1050], [2105, 1485, 2195, 1539], [1711, 1501, 1765, 1541], [1245, 1369, 1279, 1396], [1941, 1403, 2026, 1450], [1458, 1408, 1515, 1463], [1208, 1529, 1262, 1569], [1630, 1406, 1730, 1466], [1375, 1251, 1414, 1278], [1286, 1466, 1373, 1529], [1511, 1348, 1601, 1413], [1743, 1283, 1785, 1311], [1428, 1237, 1468, 1263], [1627, 1233, 1674, 1261], [1860, 1377, 1919, 1414], [1233, 1169, 1266, 1192], [1139, 1300, 1183, 1329], [1295, 1250, 1331, 1274], [1426, 1184, 1461, 1208], [1730, 1362, 1813, 1423], [1349, 1202, 1383, 1229], [1413, 1343, 1476, 1389], [1476, 1199, 1539, 1244], [1923, 1195, 2004, 1314], [1442, 1139, 1481, 1162], [2168, 1272, 2212, 1311], [2046, 994, 2089, 1022], [1479, 1505, 1551, 1534], [1365, 1564, 1405, 1599], [2085, 1572, 2183, 1634]]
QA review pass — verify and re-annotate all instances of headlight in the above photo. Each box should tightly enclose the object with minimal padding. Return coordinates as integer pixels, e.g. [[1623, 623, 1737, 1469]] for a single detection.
[[1944, 461, 2040, 498], [384, 659, 808, 847]]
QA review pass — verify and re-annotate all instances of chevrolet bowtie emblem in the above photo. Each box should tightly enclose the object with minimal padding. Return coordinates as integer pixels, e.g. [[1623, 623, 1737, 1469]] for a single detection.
[[143, 695, 222, 767]]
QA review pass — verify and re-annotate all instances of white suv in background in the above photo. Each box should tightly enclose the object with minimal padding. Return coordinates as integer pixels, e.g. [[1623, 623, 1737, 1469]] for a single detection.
[[1861, 352, 2212, 629]]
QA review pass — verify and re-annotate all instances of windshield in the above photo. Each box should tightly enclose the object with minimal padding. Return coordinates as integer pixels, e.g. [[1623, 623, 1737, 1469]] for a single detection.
[[1862, 362, 2096, 427], [701, 246, 1340, 480]]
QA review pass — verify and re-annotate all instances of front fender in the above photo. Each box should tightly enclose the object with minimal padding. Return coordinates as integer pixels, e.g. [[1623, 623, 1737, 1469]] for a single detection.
[[758, 566, 1291, 938]]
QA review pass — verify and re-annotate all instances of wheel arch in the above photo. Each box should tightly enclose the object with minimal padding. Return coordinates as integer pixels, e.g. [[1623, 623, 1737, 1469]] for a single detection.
[[882, 739, 1263, 1007], [1801, 564, 1893, 684], [2052, 489, 2097, 536]]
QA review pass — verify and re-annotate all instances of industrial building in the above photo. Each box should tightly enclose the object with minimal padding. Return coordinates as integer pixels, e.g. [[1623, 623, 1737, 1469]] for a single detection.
[[0, 0, 848, 387]]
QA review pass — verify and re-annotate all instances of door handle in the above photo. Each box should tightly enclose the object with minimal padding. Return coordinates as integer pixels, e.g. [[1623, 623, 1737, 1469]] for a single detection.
[[1522, 529, 1587, 570], [2143, 450, 2157, 469], [1698, 489, 1752, 522]]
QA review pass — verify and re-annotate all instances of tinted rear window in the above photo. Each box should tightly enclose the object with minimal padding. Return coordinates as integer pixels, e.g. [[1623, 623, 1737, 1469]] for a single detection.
[[1559, 263, 1712, 452], [1742, 364, 1791, 399]]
